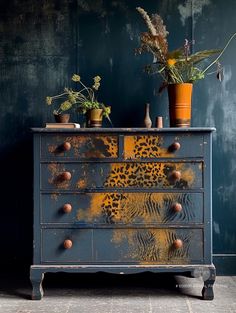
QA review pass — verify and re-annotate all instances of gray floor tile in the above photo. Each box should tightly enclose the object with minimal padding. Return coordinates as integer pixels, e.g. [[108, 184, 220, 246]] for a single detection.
[[0, 275, 236, 313]]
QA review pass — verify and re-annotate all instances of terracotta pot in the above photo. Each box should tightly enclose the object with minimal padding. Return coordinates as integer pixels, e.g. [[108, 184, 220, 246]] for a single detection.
[[54, 113, 70, 123], [87, 109, 103, 128], [168, 83, 193, 127]]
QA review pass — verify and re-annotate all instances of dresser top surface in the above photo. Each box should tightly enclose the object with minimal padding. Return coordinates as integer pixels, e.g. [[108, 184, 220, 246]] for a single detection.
[[32, 127, 216, 133]]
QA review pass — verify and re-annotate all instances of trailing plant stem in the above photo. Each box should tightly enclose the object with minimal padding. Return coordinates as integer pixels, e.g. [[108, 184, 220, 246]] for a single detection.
[[202, 32, 236, 75]]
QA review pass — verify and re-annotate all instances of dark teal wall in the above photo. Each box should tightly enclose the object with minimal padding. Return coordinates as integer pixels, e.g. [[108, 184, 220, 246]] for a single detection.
[[0, 0, 235, 273]]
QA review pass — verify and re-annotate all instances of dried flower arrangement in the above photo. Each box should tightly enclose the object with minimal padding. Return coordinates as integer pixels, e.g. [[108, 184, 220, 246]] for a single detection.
[[136, 7, 236, 92], [46, 74, 111, 120]]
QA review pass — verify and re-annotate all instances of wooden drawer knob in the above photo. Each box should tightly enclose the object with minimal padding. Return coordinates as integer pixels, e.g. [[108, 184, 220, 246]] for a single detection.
[[169, 142, 181, 151], [60, 171, 72, 181], [171, 170, 181, 181], [62, 142, 71, 151], [172, 203, 182, 213], [62, 203, 72, 213], [63, 239, 73, 249], [173, 239, 183, 249]]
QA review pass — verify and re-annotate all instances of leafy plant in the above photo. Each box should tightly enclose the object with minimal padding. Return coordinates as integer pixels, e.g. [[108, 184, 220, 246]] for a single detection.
[[46, 74, 111, 121], [136, 7, 236, 91]]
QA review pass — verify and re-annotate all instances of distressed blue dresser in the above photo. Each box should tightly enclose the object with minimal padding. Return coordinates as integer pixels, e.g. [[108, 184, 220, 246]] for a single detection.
[[31, 128, 215, 300]]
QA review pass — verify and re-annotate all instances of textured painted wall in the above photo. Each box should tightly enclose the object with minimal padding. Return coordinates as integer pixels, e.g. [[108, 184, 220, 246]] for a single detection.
[[0, 0, 235, 272]]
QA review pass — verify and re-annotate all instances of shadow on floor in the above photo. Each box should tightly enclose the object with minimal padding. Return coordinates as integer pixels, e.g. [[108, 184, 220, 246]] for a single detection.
[[0, 270, 203, 300]]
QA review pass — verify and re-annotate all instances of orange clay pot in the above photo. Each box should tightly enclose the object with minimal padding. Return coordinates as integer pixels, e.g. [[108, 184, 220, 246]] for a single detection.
[[168, 83, 193, 127]]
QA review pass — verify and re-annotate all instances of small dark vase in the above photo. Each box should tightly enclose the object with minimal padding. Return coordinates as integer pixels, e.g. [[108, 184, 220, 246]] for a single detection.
[[144, 103, 152, 128], [54, 113, 70, 123]]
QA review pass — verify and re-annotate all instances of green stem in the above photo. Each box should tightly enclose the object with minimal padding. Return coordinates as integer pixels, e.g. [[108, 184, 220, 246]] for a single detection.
[[79, 80, 94, 101], [169, 67, 184, 83], [52, 92, 67, 99], [202, 32, 236, 75]]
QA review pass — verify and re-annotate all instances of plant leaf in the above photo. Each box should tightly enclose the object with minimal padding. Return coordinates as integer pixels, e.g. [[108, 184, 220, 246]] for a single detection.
[[167, 48, 184, 59], [187, 49, 222, 64]]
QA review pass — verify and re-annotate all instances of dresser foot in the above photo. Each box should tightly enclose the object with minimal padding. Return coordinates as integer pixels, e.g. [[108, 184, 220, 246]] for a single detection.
[[201, 266, 216, 300], [30, 268, 44, 300]]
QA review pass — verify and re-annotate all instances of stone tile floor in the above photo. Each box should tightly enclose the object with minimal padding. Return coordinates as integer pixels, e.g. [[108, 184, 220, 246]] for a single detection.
[[0, 272, 235, 313]]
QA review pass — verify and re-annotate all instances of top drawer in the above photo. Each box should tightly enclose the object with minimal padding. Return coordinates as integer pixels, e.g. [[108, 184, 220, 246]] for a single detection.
[[41, 134, 118, 159], [123, 134, 204, 159], [40, 133, 204, 160]]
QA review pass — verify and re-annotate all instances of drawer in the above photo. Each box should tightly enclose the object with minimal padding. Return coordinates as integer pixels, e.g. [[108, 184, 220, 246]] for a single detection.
[[123, 134, 204, 159], [94, 228, 203, 264], [41, 162, 203, 190], [41, 134, 118, 159], [41, 228, 203, 264], [41, 192, 203, 224], [42, 229, 93, 263]]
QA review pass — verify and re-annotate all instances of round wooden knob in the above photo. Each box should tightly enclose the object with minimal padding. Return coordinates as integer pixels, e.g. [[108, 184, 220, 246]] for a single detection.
[[169, 142, 181, 151], [63, 239, 73, 249], [171, 170, 181, 181], [60, 171, 72, 181], [62, 142, 71, 151], [173, 239, 183, 249], [172, 203, 182, 213], [62, 203, 72, 213]]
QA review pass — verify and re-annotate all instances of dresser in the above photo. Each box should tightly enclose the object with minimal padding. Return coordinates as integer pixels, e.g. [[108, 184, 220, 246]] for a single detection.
[[30, 128, 215, 300]]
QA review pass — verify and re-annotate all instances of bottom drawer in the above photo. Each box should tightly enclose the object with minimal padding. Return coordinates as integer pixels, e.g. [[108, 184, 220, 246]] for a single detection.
[[41, 228, 203, 264], [42, 229, 93, 263]]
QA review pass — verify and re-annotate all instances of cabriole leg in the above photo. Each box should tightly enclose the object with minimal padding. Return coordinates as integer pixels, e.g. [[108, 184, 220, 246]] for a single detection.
[[30, 267, 44, 300], [202, 266, 216, 300]]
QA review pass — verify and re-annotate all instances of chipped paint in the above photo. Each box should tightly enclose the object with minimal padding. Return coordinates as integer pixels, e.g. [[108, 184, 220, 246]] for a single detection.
[[65, 135, 118, 158], [179, 166, 195, 186], [206, 67, 236, 153], [50, 193, 59, 201], [45, 161, 200, 190], [126, 24, 134, 41], [109, 57, 113, 72], [47, 135, 118, 158], [178, 0, 211, 26], [213, 221, 220, 234], [47, 163, 70, 189], [76, 178, 87, 189]]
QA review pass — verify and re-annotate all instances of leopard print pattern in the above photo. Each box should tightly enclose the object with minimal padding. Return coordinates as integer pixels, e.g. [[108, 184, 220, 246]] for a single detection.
[[104, 162, 190, 189], [102, 136, 118, 157], [101, 193, 161, 224], [124, 135, 171, 159]]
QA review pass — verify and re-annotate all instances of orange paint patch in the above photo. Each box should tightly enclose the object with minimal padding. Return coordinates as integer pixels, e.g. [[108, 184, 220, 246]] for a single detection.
[[175, 163, 196, 187], [76, 192, 181, 225], [50, 194, 58, 201], [76, 193, 106, 222], [47, 163, 70, 189], [111, 229, 189, 264], [65, 136, 118, 158], [76, 178, 87, 189]]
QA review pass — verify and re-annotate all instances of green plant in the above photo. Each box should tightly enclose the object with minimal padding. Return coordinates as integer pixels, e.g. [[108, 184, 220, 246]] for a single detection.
[[136, 7, 236, 91], [46, 74, 111, 121]]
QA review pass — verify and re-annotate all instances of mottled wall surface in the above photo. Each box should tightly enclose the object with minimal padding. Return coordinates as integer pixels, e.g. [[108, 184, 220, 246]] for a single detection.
[[0, 0, 235, 273]]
